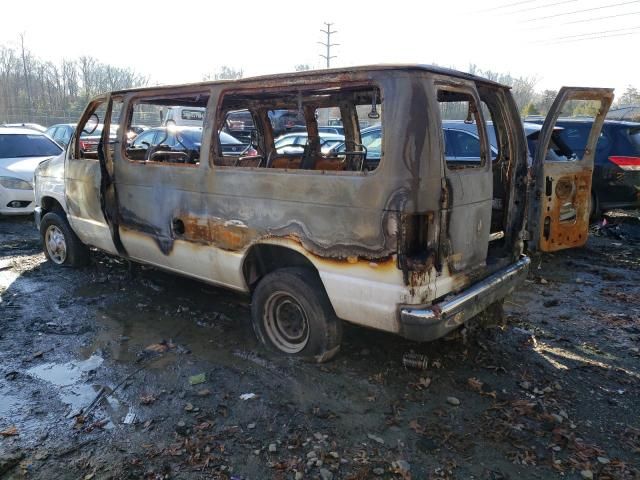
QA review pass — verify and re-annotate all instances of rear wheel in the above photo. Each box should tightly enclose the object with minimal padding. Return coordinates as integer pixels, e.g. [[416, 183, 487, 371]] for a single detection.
[[40, 212, 90, 267], [251, 267, 342, 362]]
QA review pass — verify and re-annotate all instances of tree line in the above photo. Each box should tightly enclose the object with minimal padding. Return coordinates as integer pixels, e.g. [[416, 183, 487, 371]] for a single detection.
[[1, 41, 639, 127], [0, 36, 147, 126]]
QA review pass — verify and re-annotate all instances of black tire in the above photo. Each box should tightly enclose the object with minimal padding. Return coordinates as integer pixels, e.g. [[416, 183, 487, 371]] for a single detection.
[[251, 267, 342, 362], [589, 191, 601, 222], [40, 211, 90, 267]]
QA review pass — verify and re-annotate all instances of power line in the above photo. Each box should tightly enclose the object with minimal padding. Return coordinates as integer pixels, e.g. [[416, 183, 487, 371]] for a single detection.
[[508, 0, 578, 14], [475, 0, 537, 13], [318, 22, 338, 69], [523, 8, 640, 30], [545, 25, 640, 41], [566, 10, 640, 23], [546, 29, 640, 44], [525, 0, 640, 22]]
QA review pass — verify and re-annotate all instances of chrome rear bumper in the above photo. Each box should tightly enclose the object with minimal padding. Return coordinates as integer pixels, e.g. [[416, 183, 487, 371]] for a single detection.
[[399, 256, 531, 341]]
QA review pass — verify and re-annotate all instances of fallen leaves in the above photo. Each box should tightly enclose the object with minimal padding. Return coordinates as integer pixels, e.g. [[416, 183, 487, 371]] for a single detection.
[[144, 340, 175, 353], [467, 377, 497, 398], [409, 376, 431, 390], [139, 394, 157, 405], [0, 426, 18, 436]]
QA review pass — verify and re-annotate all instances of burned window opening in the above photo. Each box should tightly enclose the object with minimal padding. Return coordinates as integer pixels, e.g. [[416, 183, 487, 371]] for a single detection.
[[438, 90, 487, 170], [214, 85, 382, 173], [124, 93, 210, 166]]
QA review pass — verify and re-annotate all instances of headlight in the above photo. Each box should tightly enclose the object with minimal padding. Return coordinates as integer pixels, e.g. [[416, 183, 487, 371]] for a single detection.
[[0, 176, 33, 190]]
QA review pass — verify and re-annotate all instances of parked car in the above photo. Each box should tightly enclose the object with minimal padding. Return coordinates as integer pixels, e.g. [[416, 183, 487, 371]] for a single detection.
[[274, 132, 345, 154], [223, 110, 255, 143], [288, 125, 346, 136], [329, 122, 499, 170], [0, 127, 62, 215], [45, 123, 120, 152], [268, 109, 302, 137], [1, 123, 47, 133], [126, 126, 248, 163], [161, 106, 205, 127], [524, 118, 640, 216], [33, 65, 612, 361], [45, 123, 76, 147]]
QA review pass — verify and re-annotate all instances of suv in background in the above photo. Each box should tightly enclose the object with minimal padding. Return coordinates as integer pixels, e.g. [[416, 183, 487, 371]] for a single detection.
[[527, 118, 640, 217]]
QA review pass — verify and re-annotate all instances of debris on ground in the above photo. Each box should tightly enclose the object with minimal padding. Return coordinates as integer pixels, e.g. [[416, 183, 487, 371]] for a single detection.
[[188, 373, 206, 385]]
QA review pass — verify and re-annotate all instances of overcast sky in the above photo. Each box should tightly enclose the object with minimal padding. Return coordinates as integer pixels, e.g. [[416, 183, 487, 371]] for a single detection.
[[1, 0, 638, 95]]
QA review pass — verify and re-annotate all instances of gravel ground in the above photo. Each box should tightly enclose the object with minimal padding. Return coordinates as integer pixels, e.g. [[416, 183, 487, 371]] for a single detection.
[[0, 212, 638, 480]]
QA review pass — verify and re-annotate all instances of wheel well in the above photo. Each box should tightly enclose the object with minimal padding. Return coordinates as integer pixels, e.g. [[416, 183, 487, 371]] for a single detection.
[[242, 244, 318, 291], [40, 196, 65, 216]]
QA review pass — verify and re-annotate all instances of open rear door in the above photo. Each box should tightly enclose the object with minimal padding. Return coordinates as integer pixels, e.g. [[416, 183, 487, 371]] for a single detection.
[[528, 87, 613, 252]]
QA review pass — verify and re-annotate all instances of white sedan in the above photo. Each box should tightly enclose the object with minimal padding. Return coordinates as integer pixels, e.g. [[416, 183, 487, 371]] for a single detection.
[[0, 128, 63, 215], [274, 132, 344, 155]]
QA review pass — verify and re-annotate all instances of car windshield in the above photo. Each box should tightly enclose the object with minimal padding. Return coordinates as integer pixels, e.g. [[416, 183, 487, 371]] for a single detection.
[[0, 133, 62, 158], [220, 131, 242, 145]]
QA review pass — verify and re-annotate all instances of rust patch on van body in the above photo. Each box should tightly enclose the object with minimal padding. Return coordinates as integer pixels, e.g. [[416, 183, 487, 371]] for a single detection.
[[538, 168, 592, 252], [179, 216, 257, 251]]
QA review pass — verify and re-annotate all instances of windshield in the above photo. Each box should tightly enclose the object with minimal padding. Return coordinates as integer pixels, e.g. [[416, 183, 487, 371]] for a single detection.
[[0, 133, 62, 158], [220, 131, 242, 145]]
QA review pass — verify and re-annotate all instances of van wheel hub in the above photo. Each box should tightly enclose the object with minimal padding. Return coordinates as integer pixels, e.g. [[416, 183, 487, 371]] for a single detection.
[[45, 225, 67, 264], [263, 291, 310, 353]]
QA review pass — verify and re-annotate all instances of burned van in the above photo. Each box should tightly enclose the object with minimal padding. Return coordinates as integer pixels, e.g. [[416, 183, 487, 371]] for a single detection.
[[33, 65, 613, 361]]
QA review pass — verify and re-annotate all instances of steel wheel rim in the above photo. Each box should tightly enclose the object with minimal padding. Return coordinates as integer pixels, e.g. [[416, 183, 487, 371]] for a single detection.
[[263, 291, 310, 353], [45, 225, 67, 264]]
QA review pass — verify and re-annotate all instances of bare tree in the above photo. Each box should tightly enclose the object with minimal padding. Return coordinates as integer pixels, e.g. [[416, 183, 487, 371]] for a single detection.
[[618, 86, 640, 107], [203, 66, 244, 81], [0, 41, 147, 125]]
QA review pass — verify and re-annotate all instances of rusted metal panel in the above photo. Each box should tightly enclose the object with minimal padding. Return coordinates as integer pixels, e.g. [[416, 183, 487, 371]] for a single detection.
[[529, 86, 614, 253], [538, 168, 592, 251]]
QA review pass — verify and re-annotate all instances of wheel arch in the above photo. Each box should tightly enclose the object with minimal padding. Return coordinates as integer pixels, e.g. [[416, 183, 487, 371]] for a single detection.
[[40, 196, 65, 216], [242, 242, 320, 292]]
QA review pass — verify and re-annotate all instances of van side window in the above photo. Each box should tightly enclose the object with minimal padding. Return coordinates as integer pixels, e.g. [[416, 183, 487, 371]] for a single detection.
[[213, 85, 382, 173], [124, 93, 209, 166], [438, 90, 486, 169]]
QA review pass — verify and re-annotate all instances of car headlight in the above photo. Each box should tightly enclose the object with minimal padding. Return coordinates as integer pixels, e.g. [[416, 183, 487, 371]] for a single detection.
[[0, 176, 33, 190]]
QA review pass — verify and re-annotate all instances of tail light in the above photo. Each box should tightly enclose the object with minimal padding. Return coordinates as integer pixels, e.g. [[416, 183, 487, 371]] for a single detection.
[[79, 140, 89, 151], [247, 147, 258, 156], [608, 156, 640, 171]]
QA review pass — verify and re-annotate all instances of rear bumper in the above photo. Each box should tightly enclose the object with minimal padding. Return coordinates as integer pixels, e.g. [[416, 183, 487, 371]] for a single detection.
[[399, 256, 531, 341]]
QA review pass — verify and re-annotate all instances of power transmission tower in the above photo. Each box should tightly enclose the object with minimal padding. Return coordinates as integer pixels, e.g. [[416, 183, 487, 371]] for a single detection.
[[318, 22, 338, 68]]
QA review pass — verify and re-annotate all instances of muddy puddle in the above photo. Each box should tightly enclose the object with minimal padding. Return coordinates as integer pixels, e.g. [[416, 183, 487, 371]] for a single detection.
[[26, 356, 104, 413]]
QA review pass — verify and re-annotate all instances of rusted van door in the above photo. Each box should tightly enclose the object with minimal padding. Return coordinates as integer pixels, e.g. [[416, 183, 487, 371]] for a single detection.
[[528, 87, 613, 252], [435, 82, 493, 278]]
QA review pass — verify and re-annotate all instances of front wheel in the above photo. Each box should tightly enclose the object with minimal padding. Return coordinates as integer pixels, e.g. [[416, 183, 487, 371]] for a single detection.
[[251, 268, 342, 362], [40, 212, 90, 267]]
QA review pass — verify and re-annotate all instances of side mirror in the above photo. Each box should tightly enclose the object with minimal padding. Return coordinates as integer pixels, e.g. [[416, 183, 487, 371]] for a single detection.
[[82, 113, 99, 134]]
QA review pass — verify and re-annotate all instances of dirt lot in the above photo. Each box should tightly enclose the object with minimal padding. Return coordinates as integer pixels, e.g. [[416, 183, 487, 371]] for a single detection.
[[1, 213, 639, 480]]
